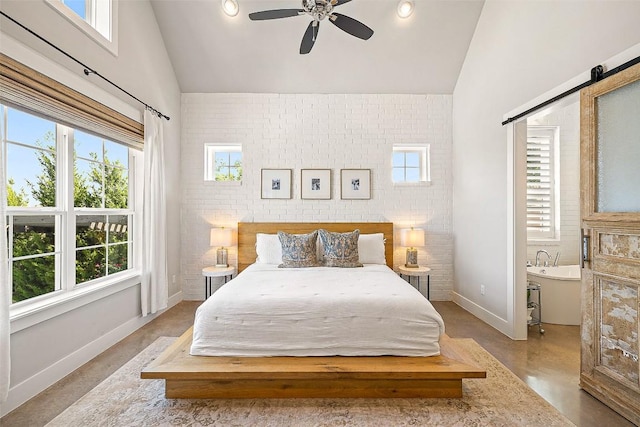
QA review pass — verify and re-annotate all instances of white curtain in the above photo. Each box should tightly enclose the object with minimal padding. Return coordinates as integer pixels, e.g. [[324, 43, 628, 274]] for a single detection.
[[141, 110, 168, 316], [0, 134, 10, 403]]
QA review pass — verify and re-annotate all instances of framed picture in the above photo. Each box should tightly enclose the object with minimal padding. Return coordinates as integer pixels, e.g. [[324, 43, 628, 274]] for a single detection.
[[261, 169, 292, 199], [301, 169, 331, 200], [341, 169, 371, 200]]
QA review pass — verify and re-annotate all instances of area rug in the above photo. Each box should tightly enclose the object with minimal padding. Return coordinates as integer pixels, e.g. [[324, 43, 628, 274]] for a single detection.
[[47, 337, 574, 426]]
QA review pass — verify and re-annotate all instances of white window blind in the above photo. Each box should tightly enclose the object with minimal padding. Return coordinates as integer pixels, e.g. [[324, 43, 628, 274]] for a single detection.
[[527, 126, 558, 239]]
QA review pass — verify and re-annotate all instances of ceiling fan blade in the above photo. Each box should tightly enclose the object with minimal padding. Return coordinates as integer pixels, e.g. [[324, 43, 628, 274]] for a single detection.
[[248, 9, 303, 20], [300, 21, 320, 54], [332, 0, 353, 5], [329, 12, 374, 40]]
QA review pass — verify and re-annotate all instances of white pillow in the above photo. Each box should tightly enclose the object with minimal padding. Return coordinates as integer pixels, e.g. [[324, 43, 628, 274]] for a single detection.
[[358, 233, 386, 265], [255, 233, 283, 264], [257, 232, 386, 265]]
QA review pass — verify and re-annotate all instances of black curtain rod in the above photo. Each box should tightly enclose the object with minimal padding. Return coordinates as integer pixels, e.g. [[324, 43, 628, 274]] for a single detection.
[[502, 54, 640, 126], [0, 11, 170, 121]]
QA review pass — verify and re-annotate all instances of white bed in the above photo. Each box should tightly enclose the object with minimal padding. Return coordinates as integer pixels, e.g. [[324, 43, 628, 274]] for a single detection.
[[191, 263, 445, 357]]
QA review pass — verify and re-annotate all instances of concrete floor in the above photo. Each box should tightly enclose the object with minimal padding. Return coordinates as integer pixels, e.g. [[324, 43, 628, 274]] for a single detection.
[[0, 301, 634, 427], [433, 302, 633, 427]]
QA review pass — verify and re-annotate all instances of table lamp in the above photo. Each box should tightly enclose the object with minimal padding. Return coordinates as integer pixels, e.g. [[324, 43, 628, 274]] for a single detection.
[[210, 227, 233, 267], [401, 227, 424, 268]]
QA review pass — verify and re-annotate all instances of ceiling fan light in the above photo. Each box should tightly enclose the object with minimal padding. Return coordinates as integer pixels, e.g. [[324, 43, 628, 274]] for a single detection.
[[397, 0, 414, 18], [222, 0, 239, 17]]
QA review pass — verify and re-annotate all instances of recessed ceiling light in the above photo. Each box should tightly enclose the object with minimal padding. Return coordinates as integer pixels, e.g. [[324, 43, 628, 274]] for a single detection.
[[397, 0, 414, 19], [222, 0, 239, 17]]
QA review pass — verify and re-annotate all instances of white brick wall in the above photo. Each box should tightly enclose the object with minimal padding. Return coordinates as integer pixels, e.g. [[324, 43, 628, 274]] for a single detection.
[[527, 102, 581, 266], [181, 93, 453, 300]]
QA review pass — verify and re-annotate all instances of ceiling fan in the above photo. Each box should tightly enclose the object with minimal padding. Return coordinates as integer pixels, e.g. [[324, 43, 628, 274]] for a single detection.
[[248, 0, 374, 54]]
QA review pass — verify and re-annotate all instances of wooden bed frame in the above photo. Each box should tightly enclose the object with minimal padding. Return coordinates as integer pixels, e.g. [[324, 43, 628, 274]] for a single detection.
[[237, 222, 395, 272], [142, 222, 486, 398]]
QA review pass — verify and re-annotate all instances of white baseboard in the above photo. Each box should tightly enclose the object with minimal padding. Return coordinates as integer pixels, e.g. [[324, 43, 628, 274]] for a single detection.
[[1, 292, 183, 417], [450, 291, 520, 340], [167, 290, 183, 308]]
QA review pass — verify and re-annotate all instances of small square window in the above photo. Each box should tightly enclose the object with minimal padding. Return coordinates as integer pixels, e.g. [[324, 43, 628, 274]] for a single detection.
[[46, 0, 118, 55], [205, 144, 242, 182], [392, 145, 430, 183]]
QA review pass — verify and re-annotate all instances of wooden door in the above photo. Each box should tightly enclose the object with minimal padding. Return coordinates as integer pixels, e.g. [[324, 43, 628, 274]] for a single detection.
[[580, 62, 640, 424]]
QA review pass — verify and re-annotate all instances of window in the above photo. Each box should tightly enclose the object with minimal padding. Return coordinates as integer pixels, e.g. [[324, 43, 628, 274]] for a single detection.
[[46, 0, 118, 55], [527, 126, 559, 240], [204, 144, 242, 182], [3, 105, 138, 304], [392, 145, 430, 183], [62, 0, 89, 20]]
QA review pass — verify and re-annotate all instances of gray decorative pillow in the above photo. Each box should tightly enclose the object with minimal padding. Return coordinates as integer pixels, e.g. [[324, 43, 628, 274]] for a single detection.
[[277, 230, 321, 268], [318, 229, 363, 268]]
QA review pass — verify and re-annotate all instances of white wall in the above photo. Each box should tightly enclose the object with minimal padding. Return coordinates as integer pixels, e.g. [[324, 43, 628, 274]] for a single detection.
[[0, 0, 182, 415], [181, 93, 453, 300], [452, 0, 640, 337], [527, 102, 581, 266]]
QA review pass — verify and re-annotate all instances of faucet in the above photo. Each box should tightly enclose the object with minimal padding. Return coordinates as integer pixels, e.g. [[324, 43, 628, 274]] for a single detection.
[[535, 250, 551, 267]]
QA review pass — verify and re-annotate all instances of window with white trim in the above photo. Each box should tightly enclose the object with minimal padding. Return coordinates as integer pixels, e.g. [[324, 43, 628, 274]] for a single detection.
[[204, 144, 242, 182], [3, 104, 139, 304], [526, 126, 559, 240], [46, 0, 118, 55], [392, 145, 430, 183]]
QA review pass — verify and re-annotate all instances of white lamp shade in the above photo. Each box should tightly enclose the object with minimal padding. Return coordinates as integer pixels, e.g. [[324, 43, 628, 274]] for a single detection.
[[210, 227, 233, 247], [401, 228, 425, 247]]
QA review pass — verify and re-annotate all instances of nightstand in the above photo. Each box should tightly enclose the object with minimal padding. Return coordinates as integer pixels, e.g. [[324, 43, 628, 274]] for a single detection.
[[202, 266, 235, 299], [398, 265, 431, 299]]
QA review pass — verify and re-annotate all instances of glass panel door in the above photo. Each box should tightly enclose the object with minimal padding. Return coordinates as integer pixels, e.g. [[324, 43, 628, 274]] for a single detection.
[[596, 78, 640, 212]]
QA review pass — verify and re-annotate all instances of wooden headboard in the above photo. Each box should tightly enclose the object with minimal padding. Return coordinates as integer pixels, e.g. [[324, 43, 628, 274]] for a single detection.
[[237, 222, 394, 272]]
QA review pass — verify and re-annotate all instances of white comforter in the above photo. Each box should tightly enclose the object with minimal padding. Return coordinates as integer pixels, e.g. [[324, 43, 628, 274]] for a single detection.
[[190, 263, 445, 357]]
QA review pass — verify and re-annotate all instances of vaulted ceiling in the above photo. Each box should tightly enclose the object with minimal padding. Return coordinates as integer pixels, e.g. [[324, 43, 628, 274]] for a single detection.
[[151, 0, 484, 94]]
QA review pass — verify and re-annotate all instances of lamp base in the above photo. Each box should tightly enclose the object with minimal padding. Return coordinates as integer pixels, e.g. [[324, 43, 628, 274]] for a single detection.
[[405, 248, 419, 268], [216, 247, 228, 268]]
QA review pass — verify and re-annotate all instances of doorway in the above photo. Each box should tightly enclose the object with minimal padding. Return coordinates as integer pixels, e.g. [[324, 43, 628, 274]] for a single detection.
[[524, 98, 582, 327], [509, 94, 581, 339]]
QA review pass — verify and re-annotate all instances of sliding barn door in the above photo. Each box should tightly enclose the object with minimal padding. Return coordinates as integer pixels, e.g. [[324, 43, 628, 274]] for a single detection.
[[580, 62, 640, 424]]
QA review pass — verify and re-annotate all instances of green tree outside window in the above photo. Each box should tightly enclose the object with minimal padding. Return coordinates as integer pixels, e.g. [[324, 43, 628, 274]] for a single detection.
[[6, 129, 131, 303]]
